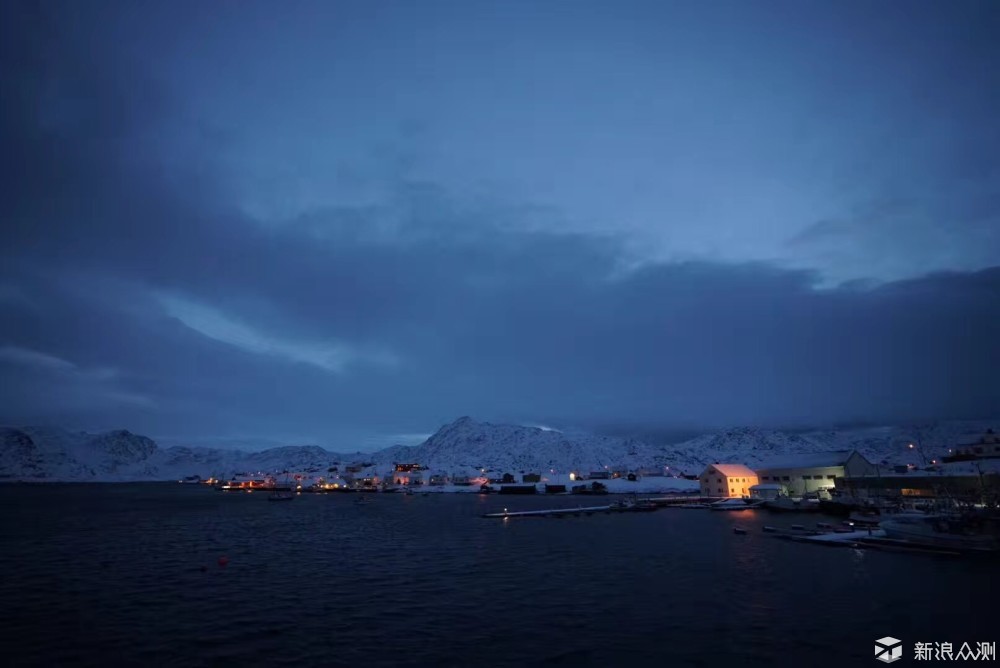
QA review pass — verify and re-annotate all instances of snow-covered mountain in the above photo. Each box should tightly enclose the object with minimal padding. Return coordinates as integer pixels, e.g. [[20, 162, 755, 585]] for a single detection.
[[1, 417, 996, 482], [377, 416, 672, 474]]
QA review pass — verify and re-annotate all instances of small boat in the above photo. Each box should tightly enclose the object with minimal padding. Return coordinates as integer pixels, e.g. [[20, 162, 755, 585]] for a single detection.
[[610, 499, 658, 512], [762, 526, 779, 533], [763, 496, 822, 513], [710, 498, 762, 511], [733, 527, 748, 535]]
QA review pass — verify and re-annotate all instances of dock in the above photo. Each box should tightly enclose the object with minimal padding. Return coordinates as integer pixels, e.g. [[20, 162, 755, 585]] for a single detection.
[[764, 527, 969, 556], [482, 505, 612, 518]]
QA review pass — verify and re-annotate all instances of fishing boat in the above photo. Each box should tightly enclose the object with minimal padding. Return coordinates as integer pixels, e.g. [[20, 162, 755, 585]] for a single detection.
[[710, 498, 762, 511], [268, 474, 295, 501], [610, 498, 657, 512], [880, 513, 1000, 552], [763, 495, 821, 513]]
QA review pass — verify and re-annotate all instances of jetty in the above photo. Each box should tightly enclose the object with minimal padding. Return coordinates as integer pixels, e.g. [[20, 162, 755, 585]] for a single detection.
[[482, 505, 612, 518]]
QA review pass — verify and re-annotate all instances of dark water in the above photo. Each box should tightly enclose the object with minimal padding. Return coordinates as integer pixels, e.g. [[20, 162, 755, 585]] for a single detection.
[[0, 485, 992, 667]]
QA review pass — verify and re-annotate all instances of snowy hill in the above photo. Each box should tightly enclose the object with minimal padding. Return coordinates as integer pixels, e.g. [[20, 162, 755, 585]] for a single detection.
[[1, 417, 996, 482], [375, 416, 672, 475]]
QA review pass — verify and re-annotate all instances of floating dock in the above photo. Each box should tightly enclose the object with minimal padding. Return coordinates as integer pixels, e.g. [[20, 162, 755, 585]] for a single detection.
[[482, 505, 612, 518]]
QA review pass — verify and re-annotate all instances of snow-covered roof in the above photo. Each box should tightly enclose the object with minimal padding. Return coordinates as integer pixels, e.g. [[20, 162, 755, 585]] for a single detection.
[[757, 450, 856, 470], [704, 463, 757, 478]]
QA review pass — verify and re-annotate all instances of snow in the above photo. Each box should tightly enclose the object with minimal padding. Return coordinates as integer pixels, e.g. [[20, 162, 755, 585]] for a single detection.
[[1, 417, 998, 487]]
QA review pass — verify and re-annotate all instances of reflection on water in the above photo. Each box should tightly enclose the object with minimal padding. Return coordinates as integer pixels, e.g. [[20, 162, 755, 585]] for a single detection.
[[0, 485, 992, 667]]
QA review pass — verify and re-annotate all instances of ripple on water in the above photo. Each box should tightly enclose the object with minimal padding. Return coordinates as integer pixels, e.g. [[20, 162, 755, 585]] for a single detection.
[[1, 485, 994, 666]]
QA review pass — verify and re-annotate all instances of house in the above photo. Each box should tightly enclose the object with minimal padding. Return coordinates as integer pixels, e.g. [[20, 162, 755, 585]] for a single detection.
[[699, 464, 759, 498], [428, 474, 448, 486], [501, 473, 516, 484], [452, 475, 472, 486], [345, 463, 365, 474], [626, 472, 638, 482], [393, 469, 424, 486], [755, 450, 875, 496], [394, 463, 422, 473], [522, 473, 541, 483], [545, 484, 567, 494]]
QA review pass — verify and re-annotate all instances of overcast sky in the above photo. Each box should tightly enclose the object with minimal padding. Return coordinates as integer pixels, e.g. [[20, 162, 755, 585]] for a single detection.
[[1, 0, 998, 449]]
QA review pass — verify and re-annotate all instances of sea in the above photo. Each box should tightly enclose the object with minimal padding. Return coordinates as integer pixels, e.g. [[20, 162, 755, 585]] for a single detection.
[[0, 484, 992, 667]]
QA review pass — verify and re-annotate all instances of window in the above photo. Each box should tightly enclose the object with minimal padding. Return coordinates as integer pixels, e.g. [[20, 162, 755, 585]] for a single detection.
[[827, 475, 836, 480], [717, 487, 723, 493], [782, 476, 790, 481]]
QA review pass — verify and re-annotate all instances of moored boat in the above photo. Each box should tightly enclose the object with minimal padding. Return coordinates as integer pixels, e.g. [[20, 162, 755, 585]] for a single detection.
[[763, 495, 821, 513], [880, 513, 1000, 552], [710, 498, 762, 511]]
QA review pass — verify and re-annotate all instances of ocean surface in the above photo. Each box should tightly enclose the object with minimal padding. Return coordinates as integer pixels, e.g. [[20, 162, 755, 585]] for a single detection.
[[0, 485, 992, 667]]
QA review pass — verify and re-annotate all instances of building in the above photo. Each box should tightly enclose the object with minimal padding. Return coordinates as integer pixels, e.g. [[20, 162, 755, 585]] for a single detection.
[[589, 471, 611, 480], [699, 464, 758, 498], [428, 474, 447, 486], [522, 473, 541, 483], [835, 459, 1000, 502], [452, 475, 472, 486], [392, 469, 423, 486], [943, 429, 1000, 463], [749, 483, 788, 500], [755, 451, 876, 496]]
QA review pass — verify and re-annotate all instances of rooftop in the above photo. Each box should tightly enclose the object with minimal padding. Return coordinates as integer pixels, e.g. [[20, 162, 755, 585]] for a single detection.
[[757, 450, 857, 470], [705, 463, 758, 478]]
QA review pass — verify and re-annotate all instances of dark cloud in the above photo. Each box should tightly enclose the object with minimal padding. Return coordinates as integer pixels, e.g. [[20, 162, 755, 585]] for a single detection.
[[1, 0, 998, 447]]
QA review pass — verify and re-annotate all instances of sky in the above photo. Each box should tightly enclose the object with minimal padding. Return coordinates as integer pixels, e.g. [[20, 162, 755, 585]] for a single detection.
[[1, 0, 998, 449]]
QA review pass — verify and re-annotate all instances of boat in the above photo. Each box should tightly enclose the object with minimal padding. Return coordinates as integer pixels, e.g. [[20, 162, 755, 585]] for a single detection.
[[610, 498, 657, 512], [763, 495, 822, 513], [268, 473, 296, 501], [710, 498, 762, 511], [880, 513, 1000, 552], [733, 527, 748, 535], [674, 503, 711, 509]]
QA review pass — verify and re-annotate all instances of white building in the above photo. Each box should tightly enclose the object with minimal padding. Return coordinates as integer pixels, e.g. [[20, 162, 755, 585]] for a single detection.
[[699, 464, 758, 498], [755, 450, 875, 496]]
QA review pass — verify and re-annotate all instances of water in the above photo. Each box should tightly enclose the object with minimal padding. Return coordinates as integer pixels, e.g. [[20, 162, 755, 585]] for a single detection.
[[0, 485, 992, 667]]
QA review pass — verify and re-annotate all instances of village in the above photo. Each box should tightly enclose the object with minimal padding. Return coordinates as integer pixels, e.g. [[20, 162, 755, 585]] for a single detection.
[[203, 429, 1000, 511]]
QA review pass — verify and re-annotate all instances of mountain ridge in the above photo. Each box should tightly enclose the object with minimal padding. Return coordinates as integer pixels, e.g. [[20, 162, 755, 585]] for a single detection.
[[1, 417, 996, 482]]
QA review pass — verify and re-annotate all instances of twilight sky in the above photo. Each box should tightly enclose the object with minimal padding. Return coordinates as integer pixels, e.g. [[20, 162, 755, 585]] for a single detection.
[[1, 0, 998, 449]]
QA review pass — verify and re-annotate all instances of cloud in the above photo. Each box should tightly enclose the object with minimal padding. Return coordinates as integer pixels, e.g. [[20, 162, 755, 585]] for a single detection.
[[0, 0, 998, 445], [0, 346, 78, 372], [0, 345, 153, 415], [157, 293, 398, 374]]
